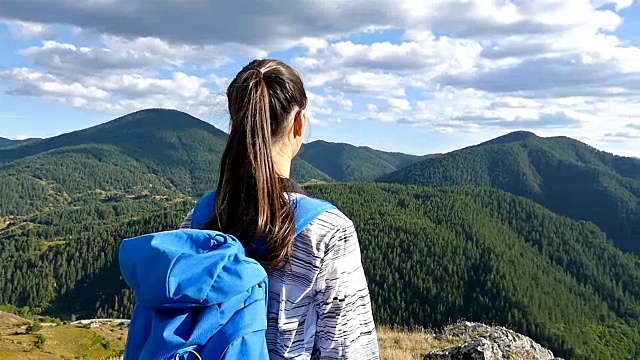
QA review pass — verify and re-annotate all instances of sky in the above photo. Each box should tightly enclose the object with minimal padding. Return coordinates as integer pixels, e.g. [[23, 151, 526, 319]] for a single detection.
[[0, 1, 640, 157]]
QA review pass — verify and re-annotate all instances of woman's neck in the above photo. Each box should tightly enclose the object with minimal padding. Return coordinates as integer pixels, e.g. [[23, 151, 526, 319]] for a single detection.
[[272, 143, 293, 179]]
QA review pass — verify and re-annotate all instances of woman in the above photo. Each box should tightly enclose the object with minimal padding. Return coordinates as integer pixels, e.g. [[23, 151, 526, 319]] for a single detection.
[[179, 59, 380, 359]]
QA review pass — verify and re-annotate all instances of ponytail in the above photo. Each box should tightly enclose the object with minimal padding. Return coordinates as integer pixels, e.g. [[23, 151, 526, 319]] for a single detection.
[[206, 60, 306, 269]]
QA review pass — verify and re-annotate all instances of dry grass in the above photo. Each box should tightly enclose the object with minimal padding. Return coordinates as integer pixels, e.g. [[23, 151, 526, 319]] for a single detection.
[[377, 327, 464, 360], [1, 311, 466, 360], [0, 312, 126, 360], [0, 311, 26, 328]]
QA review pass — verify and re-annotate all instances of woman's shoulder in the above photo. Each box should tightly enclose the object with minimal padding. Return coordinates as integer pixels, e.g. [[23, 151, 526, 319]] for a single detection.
[[312, 206, 353, 228], [291, 193, 351, 225], [298, 201, 355, 243]]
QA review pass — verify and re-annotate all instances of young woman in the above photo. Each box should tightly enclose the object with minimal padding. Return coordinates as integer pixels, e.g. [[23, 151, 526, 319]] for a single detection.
[[179, 59, 380, 359]]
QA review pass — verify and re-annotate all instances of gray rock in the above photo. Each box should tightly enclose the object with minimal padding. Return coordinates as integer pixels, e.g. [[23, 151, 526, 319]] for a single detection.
[[424, 321, 560, 360], [425, 338, 502, 360]]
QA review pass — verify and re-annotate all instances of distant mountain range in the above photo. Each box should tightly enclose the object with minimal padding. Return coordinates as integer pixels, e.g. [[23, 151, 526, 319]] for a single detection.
[[1, 108, 639, 359], [0, 109, 425, 216], [2, 108, 639, 253], [0, 137, 12, 148], [378, 130, 640, 253], [298, 140, 428, 182], [0, 136, 39, 149]]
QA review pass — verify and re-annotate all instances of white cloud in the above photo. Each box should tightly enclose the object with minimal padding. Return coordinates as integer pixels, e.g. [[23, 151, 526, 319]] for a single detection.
[[16, 37, 244, 79], [311, 36, 482, 73], [0, 0, 638, 151], [605, 132, 640, 139], [1, 68, 110, 99], [306, 90, 355, 125], [4, 20, 56, 40], [387, 97, 411, 112], [0, 67, 225, 118], [14, 135, 38, 140], [335, 71, 411, 97], [19, 41, 166, 75], [0, 0, 625, 50]]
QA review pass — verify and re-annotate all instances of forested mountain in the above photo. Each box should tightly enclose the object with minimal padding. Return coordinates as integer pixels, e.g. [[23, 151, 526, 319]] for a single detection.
[[298, 140, 425, 181], [0, 109, 330, 216], [0, 137, 13, 148], [379, 132, 640, 253], [2, 109, 640, 359], [0, 137, 39, 149], [0, 109, 226, 165], [0, 109, 422, 188], [1, 183, 639, 359]]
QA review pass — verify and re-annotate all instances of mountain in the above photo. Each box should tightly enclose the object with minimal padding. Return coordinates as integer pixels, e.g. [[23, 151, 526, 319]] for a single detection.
[[472, 130, 539, 147], [379, 131, 640, 253], [0, 109, 330, 216], [0, 137, 12, 148], [0, 108, 226, 164], [298, 140, 425, 181], [305, 183, 640, 359], [2, 111, 640, 359], [1, 182, 638, 359], [0, 137, 39, 149]]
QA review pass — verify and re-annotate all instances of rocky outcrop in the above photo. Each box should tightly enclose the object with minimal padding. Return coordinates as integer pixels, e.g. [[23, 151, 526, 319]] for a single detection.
[[424, 322, 565, 360]]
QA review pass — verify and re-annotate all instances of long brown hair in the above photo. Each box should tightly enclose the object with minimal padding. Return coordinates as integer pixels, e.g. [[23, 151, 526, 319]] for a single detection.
[[205, 59, 308, 269]]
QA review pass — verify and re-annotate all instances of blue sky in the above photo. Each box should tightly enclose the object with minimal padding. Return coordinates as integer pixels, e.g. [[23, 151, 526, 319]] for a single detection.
[[1, 0, 640, 157]]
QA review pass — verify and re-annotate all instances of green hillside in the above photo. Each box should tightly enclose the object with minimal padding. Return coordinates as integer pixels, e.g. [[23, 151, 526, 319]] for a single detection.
[[0, 137, 13, 148], [1, 183, 639, 359], [379, 132, 640, 253], [0, 109, 330, 216], [2, 110, 640, 359], [298, 140, 424, 181], [0, 137, 39, 150]]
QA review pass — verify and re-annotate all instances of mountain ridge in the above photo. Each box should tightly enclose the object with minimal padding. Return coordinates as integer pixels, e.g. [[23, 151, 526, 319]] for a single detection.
[[1, 109, 640, 359], [0, 136, 40, 150], [298, 139, 426, 181], [0, 108, 428, 184], [378, 131, 640, 253], [0, 108, 226, 164]]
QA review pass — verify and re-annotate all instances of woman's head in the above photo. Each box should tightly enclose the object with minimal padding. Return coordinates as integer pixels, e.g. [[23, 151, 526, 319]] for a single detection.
[[227, 59, 309, 161], [207, 59, 308, 268]]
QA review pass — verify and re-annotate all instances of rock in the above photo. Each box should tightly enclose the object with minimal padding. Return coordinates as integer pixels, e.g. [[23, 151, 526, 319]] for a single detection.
[[424, 321, 562, 360], [425, 338, 502, 360]]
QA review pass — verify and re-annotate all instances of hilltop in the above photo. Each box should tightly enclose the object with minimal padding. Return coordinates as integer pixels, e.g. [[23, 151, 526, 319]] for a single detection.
[[0, 137, 40, 150], [0, 109, 331, 216], [297, 140, 425, 181], [0, 310, 564, 360], [0, 108, 431, 217], [379, 131, 640, 252], [0, 137, 13, 148]]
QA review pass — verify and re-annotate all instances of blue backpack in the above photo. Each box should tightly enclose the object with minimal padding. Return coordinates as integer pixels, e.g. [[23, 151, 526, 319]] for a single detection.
[[119, 191, 335, 359]]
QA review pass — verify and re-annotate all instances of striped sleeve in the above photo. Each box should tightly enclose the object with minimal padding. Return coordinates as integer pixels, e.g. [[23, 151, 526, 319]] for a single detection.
[[312, 219, 379, 359]]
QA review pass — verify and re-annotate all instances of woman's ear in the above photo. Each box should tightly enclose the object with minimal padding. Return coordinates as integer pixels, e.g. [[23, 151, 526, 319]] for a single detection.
[[293, 109, 306, 138]]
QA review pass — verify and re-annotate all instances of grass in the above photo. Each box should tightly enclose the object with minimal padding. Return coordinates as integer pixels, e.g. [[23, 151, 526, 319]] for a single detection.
[[377, 327, 464, 360], [0, 311, 471, 360], [0, 312, 126, 360]]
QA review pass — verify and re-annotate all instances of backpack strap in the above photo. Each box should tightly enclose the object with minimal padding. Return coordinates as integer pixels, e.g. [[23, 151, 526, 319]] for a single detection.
[[189, 191, 336, 237], [189, 191, 216, 230], [289, 195, 336, 236]]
